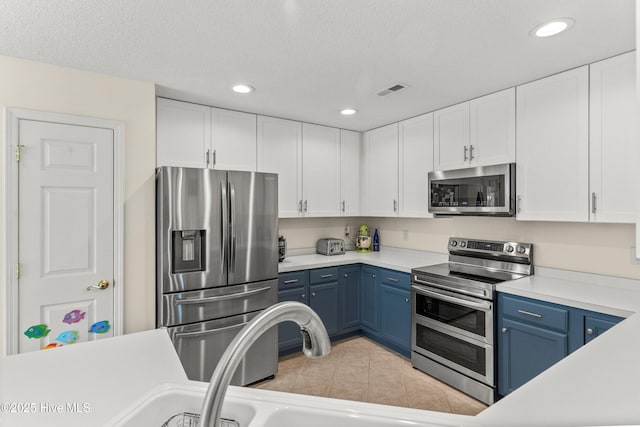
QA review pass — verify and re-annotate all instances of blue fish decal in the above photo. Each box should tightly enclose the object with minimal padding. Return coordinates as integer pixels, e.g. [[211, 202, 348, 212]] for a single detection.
[[89, 320, 110, 334], [24, 324, 51, 339], [62, 310, 86, 324], [56, 330, 79, 344]]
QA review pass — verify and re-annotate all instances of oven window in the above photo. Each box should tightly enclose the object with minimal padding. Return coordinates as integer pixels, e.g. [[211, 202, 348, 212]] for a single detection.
[[415, 324, 486, 376], [415, 293, 486, 337]]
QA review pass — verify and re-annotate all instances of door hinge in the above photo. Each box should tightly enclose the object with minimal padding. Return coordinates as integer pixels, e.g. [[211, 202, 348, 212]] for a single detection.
[[15, 263, 22, 279], [15, 145, 25, 162]]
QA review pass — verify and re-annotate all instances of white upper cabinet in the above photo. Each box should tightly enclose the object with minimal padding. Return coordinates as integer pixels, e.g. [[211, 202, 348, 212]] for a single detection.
[[257, 116, 303, 218], [434, 88, 515, 171], [340, 129, 361, 216], [156, 98, 257, 170], [589, 52, 636, 223], [157, 98, 210, 168], [516, 66, 589, 222], [363, 123, 399, 217], [469, 88, 515, 167], [302, 123, 341, 217], [211, 107, 257, 171], [434, 102, 470, 171], [399, 113, 434, 218]]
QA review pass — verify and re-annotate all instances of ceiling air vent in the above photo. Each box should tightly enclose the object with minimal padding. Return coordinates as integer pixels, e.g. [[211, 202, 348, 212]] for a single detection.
[[377, 83, 409, 97]]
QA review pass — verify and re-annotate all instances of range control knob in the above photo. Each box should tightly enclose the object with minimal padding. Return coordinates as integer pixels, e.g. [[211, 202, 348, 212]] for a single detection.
[[517, 246, 526, 254], [450, 240, 458, 247], [459, 241, 467, 248], [505, 245, 514, 253]]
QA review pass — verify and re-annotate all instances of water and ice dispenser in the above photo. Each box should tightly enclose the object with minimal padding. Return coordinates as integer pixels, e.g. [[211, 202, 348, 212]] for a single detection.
[[171, 230, 206, 273]]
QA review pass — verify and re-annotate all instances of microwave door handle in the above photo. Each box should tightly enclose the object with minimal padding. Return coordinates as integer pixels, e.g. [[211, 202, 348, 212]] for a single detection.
[[413, 286, 491, 311], [174, 286, 272, 305]]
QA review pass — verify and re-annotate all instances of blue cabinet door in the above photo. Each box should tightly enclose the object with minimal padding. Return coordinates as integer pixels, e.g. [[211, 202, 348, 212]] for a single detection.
[[379, 283, 411, 353], [584, 315, 621, 344], [310, 281, 340, 336], [278, 286, 308, 350], [360, 266, 378, 331], [339, 265, 361, 331], [498, 318, 568, 396]]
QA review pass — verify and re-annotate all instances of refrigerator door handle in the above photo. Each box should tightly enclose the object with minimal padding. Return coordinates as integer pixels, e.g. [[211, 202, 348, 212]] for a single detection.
[[173, 286, 272, 306], [220, 179, 228, 275], [174, 321, 248, 339], [229, 181, 237, 273]]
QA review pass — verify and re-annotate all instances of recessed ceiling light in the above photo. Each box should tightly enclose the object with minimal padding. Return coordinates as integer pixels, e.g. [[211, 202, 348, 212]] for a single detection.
[[340, 108, 358, 116], [531, 18, 574, 38], [232, 84, 254, 94]]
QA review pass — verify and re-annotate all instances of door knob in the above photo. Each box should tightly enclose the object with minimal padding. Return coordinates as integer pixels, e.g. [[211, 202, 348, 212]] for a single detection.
[[87, 280, 109, 291]]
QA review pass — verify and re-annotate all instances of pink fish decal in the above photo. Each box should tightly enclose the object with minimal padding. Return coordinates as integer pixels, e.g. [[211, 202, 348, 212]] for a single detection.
[[63, 310, 86, 324]]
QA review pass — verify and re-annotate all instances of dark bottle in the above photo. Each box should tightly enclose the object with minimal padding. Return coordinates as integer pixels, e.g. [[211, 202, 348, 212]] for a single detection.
[[373, 228, 380, 252]]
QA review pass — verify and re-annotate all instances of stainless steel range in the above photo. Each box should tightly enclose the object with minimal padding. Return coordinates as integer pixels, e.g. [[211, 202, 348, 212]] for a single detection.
[[411, 237, 533, 405]]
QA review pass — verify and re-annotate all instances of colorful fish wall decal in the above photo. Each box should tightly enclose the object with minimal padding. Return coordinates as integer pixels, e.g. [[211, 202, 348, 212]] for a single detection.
[[41, 342, 63, 350], [89, 320, 110, 334], [62, 309, 86, 324], [24, 324, 51, 339], [56, 330, 79, 344]]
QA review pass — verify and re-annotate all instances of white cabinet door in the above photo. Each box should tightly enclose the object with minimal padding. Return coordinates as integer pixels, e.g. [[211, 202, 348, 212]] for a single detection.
[[211, 108, 257, 171], [340, 129, 361, 216], [156, 98, 210, 168], [364, 123, 399, 217], [399, 113, 433, 218], [434, 102, 470, 171], [302, 123, 341, 217], [589, 52, 636, 223], [516, 66, 589, 222], [257, 116, 302, 218], [470, 88, 515, 167]]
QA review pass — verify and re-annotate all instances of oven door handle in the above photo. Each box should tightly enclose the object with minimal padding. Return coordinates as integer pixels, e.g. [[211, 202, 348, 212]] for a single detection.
[[174, 286, 271, 305], [412, 285, 492, 311], [412, 277, 489, 299]]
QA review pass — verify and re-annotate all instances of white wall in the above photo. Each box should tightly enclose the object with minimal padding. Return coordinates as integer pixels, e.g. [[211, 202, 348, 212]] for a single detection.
[[0, 55, 157, 355], [279, 217, 640, 279]]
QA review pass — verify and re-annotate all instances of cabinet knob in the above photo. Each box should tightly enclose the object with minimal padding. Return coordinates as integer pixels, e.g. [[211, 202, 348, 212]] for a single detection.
[[301, 294, 305, 299], [586, 328, 594, 335], [311, 292, 316, 297], [344, 274, 348, 278], [502, 327, 508, 333], [404, 298, 409, 303], [372, 275, 376, 279]]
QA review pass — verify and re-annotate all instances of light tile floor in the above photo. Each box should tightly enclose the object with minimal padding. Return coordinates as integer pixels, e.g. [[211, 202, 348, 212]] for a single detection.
[[249, 336, 487, 416]]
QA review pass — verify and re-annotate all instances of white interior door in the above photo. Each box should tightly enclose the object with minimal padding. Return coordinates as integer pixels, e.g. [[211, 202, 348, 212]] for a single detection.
[[17, 119, 115, 353]]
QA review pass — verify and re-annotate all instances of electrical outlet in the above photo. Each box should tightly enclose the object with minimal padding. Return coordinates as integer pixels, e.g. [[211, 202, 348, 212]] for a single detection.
[[631, 247, 640, 265]]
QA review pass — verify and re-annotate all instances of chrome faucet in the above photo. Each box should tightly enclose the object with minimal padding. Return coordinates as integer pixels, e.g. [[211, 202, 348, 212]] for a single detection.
[[199, 301, 331, 427]]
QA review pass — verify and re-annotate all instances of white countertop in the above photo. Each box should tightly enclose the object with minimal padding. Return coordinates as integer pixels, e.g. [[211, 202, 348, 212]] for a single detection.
[[497, 266, 640, 317], [278, 247, 448, 273]]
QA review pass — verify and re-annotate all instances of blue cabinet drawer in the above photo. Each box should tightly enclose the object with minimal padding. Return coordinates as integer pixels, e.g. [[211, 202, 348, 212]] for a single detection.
[[501, 295, 569, 332], [279, 271, 308, 290], [309, 267, 339, 284], [379, 268, 410, 290]]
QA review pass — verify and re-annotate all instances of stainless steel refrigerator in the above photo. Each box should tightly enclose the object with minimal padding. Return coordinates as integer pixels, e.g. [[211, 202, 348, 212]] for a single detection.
[[156, 166, 278, 385]]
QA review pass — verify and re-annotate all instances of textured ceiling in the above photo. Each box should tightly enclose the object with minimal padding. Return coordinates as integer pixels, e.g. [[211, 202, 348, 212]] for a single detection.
[[0, 0, 635, 131]]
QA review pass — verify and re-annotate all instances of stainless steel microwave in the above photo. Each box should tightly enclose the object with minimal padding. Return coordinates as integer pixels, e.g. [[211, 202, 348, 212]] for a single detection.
[[428, 163, 515, 216]]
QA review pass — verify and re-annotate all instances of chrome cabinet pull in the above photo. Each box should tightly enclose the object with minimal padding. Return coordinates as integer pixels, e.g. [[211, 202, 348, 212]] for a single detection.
[[517, 195, 522, 213], [386, 277, 399, 282], [469, 144, 475, 160], [463, 146, 468, 161], [502, 327, 508, 333], [212, 149, 217, 167], [298, 200, 303, 214], [206, 149, 211, 167], [342, 200, 346, 212], [586, 328, 594, 335], [311, 292, 316, 297], [517, 309, 542, 318], [301, 294, 306, 299], [393, 199, 397, 212], [404, 298, 410, 303], [303, 200, 308, 213], [320, 274, 333, 278], [283, 279, 299, 284], [592, 193, 597, 214]]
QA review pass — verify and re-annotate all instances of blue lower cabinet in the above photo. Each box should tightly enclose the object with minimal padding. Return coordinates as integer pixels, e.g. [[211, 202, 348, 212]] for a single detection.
[[339, 265, 361, 331], [360, 266, 378, 332], [498, 318, 568, 396], [379, 283, 411, 354], [278, 271, 309, 351], [309, 281, 339, 336]]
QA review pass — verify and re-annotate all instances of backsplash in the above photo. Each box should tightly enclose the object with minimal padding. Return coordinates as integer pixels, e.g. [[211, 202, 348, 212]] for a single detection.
[[279, 217, 640, 280]]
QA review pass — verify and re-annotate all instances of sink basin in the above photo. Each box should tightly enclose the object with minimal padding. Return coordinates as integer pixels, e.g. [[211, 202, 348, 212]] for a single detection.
[[111, 384, 255, 427]]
